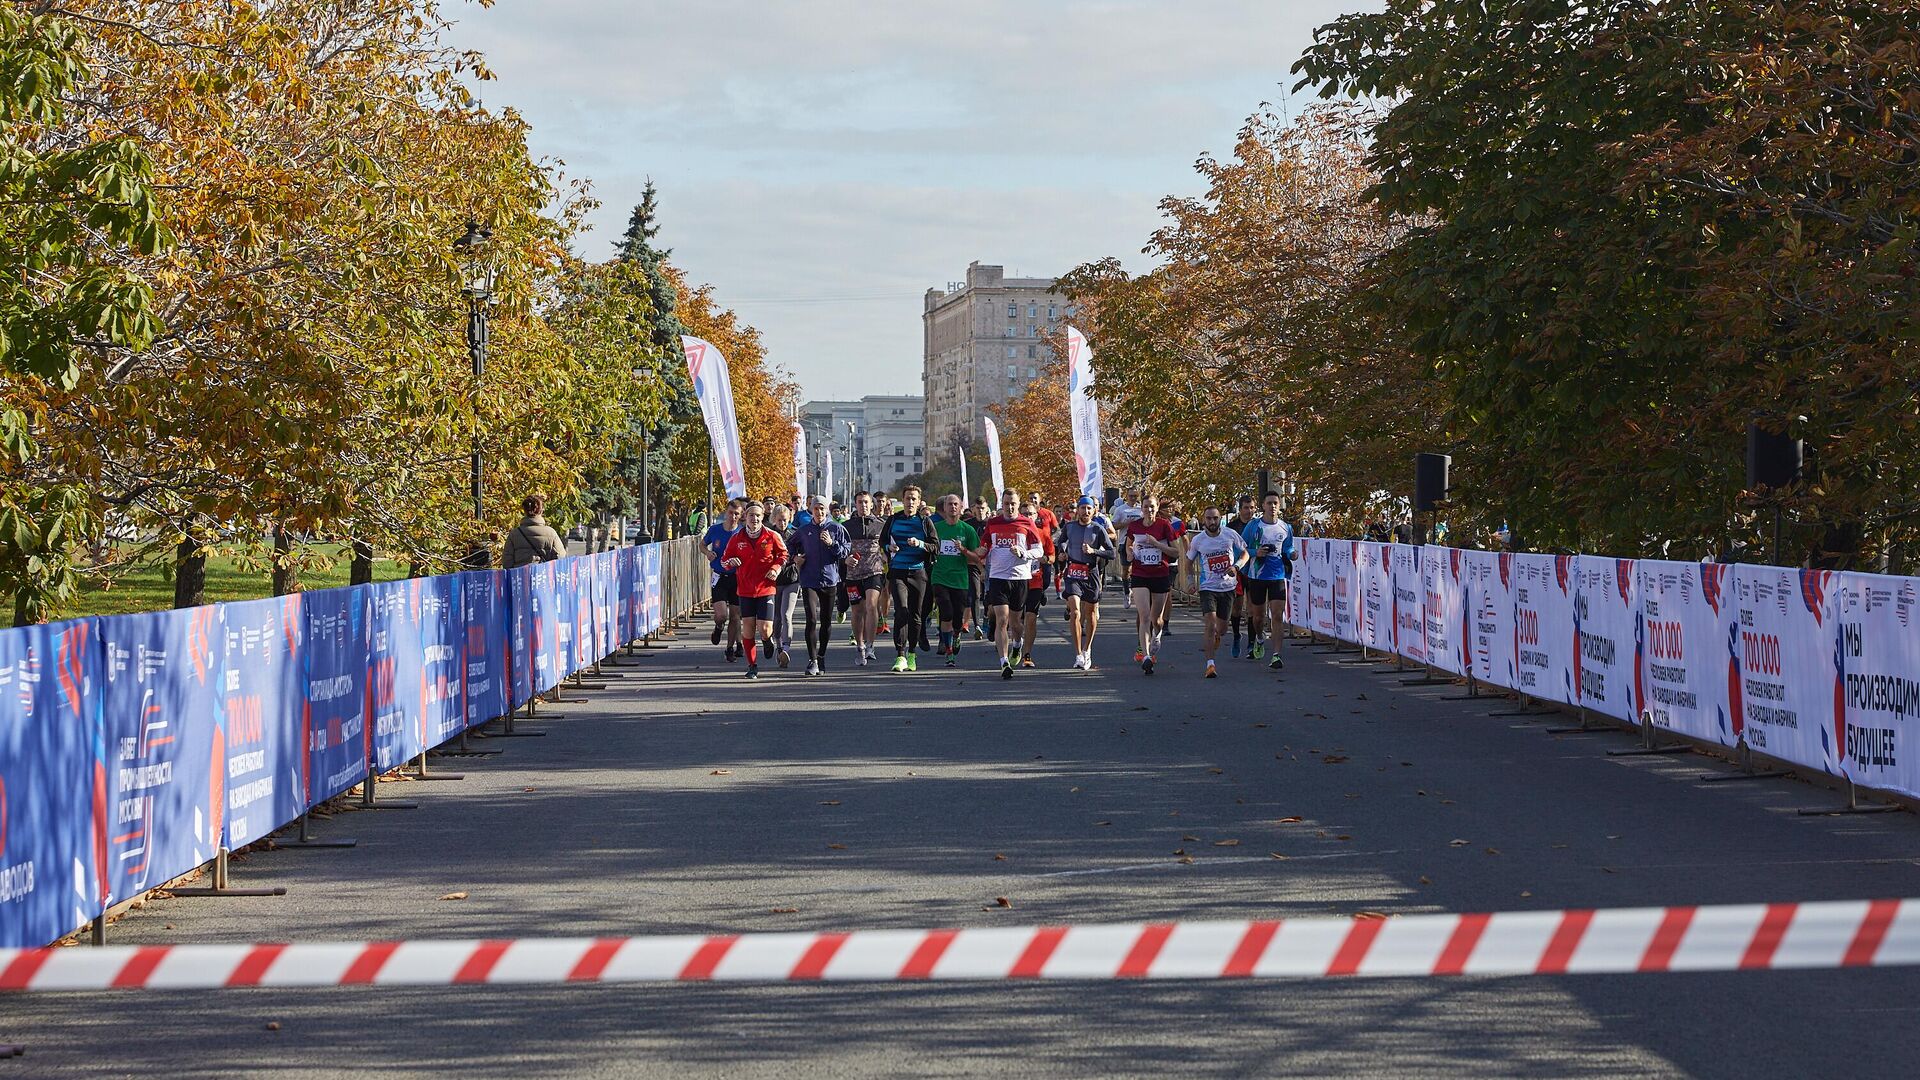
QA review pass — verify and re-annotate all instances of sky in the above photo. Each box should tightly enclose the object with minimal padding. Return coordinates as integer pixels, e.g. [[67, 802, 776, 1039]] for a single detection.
[[443, 0, 1370, 401]]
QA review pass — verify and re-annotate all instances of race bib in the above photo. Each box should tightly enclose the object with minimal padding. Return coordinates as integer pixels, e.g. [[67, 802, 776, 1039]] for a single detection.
[[1206, 552, 1233, 576], [939, 539, 961, 557], [1066, 563, 1091, 580], [1134, 540, 1162, 566]]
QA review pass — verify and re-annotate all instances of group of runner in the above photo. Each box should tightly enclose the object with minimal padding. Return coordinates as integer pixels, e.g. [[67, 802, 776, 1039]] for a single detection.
[[699, 485, 1297, 681]]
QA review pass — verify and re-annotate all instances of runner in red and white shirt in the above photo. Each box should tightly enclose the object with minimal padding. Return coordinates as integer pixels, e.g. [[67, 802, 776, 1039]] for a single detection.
[[979, 487, 1049, 680], [721, 502, 788, 680], [1124, 493, 1179, 674]]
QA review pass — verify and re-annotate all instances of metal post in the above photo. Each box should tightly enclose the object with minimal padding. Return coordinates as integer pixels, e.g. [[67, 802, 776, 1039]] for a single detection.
[[469, 294, 487, 524], [274, 811, 357, 849]]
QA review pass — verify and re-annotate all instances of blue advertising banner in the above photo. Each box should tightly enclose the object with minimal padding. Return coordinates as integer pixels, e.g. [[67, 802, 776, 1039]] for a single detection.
[[365, 578, 460, 771], [217, 595, 305, 849], [0, 620, 104, 948], [531, 561, 563, 694], [553, 559, 579, 682], [301, 584, 368, 806], [643, 544, 663, 635], [461, 570, 510, 728], [96, 607, 222, 905], [507, 565, 534, 706], [614, 548, 634, 647], [593, 551, 618, 659]]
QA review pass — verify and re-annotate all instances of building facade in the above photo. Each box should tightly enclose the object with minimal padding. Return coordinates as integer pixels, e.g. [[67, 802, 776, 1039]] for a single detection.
[[799, 395, 925, 503], [922, 261, 1071, 460]]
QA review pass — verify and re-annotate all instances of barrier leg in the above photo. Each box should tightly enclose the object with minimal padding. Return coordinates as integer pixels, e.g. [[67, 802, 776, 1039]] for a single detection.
[[1699, 739, 1790, 783], [568, 670, 608, 691], [432, 728, 503, 758], [494, 695, 552, 735], [1797, 779, 1903, 816], [273, 811, 357, 849], [1439, 672, 1482, 700], [1608, 712, 1694, 757], [408, 752, 463, 781], [358, 767, 418, 810], [1401, 662, 1448, 687], [1546, 706, 1606, 735], [90, 917, 105, 946], [167, 848, 288, 898], [1489, 692, 1553, 717]]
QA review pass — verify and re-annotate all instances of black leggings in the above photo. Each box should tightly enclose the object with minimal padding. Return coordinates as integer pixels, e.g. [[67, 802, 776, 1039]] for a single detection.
[[802, 587, 836, 660], [888, 570, 928, 653]]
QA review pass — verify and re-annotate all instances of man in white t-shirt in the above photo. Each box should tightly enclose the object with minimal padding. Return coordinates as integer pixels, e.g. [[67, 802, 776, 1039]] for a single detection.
[[1109, 487, 1144, 608], [1185, 505, 1249, 678]]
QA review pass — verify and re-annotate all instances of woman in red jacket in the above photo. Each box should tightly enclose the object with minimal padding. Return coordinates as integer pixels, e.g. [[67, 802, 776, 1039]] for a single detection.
[[722, 502, 789, 679]]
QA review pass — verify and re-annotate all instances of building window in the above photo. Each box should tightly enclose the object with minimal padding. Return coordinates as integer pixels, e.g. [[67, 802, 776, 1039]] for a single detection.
[[1028, 304, 1037, 318], [895, 462, 905, 474], [1027, 344, 1037, 359], [1048, 304, 1057, 319], [1005, 346, 1016, 358], [914, 447, 922, 457], [1007, 303, 1017, 318], [1027, 366, 1038, 378], [1003, 327, 1014, 338], [1006, 363, 1017, 377]]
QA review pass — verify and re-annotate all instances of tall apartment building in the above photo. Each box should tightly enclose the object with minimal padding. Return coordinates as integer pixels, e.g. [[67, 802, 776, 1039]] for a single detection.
[[922, 262, 1071, 458], [799, 395, 925, 502]]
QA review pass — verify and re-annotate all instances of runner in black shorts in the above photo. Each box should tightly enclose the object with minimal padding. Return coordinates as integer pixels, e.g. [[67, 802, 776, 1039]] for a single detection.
[[1060, 495, 1115, 670], [980, 489, 1047, 679], [1015, 496, 1056, 668], [841, 492, 888, 666]]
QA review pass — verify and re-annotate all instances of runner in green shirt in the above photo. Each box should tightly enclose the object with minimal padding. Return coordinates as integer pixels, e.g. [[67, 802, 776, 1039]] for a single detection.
[[929, 494, 982, 666]]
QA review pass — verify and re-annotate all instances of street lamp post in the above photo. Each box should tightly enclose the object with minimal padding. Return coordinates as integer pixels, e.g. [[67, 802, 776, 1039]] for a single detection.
[[845, 421, 857, 504], [454, 221, 497, 553]]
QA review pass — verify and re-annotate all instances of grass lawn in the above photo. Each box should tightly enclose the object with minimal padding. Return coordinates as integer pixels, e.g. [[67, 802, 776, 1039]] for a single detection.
[[68, 554, 413, 619]]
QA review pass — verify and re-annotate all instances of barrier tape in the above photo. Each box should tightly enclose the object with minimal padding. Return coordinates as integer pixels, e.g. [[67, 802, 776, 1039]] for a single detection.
[[4, 899, 1915, 992]]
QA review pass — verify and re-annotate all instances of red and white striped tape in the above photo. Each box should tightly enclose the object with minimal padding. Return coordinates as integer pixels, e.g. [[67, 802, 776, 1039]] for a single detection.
[[5, 899, 1916, 992]]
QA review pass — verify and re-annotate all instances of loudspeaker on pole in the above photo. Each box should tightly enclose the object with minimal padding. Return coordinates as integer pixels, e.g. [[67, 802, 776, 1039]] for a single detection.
[[1414, 453, 1450, 512], [1746, 422, 1803, 491]]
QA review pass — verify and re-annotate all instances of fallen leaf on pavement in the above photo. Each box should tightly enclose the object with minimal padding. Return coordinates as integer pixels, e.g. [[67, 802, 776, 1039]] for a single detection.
[[1277, 816, 1303, 823], [709, 769, 732, 776], [828, 843, 846, 850], [994, 897, 1013, 908], [1354, 911, 1389, 920], [1070, 787, 1081, 793], [522, 787, 537, 793], [770, 907, 799, 914], [1095, 821, 1113, 826], [1449, 839, 1470, 847], [438, 892, 468, 901], [993, 854, 1007, 861], [1485, 847, 1501, 855], [1270, 852, 1288, 860], [1178, 855, 1195, 864], [1252, 723, 1269, 728], [1321, 755, 1350, 764], [265, 1021, 281, 1031], [1336, 835, 1352, 841], [1520, 891, 1533, 898], [1182, 835, 1200, 842], [1208, 768, 1224, 775], [1172, 848, 1188, 856], [1419, 876, 1432, 885], [820, 800, 841, 806], [1213, 839, 1240, 847]]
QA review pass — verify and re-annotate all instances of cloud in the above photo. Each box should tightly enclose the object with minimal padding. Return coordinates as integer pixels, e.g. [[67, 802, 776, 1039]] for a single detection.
[[443, 0, 1370, 399]]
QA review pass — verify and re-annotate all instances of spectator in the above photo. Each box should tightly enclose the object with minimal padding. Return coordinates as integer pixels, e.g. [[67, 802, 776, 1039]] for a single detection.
[[503, 495, 566, 568]]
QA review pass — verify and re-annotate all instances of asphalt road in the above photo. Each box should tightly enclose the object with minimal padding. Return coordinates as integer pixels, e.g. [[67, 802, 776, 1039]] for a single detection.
[[8, 595, 1920, 1078]]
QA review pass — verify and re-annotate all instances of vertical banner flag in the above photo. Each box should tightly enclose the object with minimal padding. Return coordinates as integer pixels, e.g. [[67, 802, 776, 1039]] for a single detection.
[[819, 445, 834, 510], [681, 335, 747, 499], [959, 443, 969, 505], [982, 416, 1006, 504], [792, 423, 807, 503], [1066, 327, 1103, 499]]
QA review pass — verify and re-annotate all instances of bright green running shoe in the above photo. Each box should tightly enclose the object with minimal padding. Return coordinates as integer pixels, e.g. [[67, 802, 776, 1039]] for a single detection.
[[1251, 642, 1265, 660], [891, 656, 909, 673], [907, 653, 918, 672]]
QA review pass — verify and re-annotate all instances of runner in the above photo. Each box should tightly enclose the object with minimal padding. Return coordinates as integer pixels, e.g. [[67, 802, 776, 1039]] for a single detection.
[[1227, 494, 1258, 657], [767, 501, 799, 669], [962, 496, 991, 638], [701, 499, 743, 661], [1156, 499, 1188, 640], [1185, 505, 1249, 678], [1240, 489, 1296, 671], [790, 494, 849, 675], [1124, 493, 1178, 674], [1110, 487, 1145, 609], [841, 491, 888, 665], [929, 494, 981, 667], [980, 488, 1048, 679], [719, 502, 788, 679], [883, 485, 937, 672], [1060, 495, 1116, 670], [873, 493, 893, 640], [1016, 495, 1057, 668]]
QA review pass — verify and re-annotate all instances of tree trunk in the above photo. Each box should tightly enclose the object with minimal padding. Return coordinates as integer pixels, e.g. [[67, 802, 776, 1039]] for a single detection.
[[174, 534, 207, 609], [271, 525, 298, 596], [350, 539, 375, 585]]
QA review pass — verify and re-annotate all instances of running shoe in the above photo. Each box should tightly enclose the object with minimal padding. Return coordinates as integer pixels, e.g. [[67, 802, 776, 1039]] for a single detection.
[[907, 653, 918, 672], [777, 648, 790, 669], [1231, 640, 1241, 658], [946, 651, 957, 668], [1269, 655, 1284, 670], [1205, 660, 1217, 678], [855, 651, 867, 668], [972, 627, 985, 641], [1010, 646, 1023, 666], [1142, 655, 1155, 675], [1251, 642, 1264, 660], [710, 625, 722, 645], [726, 645, 738, 663], [1134, 650, 1145, 663], [1001, 660, 1014, 680], [1020, 657, 1035, 669], [745, 664, 759, 679], [806, 660, 820, 676], [892, 656, 909, 673], [877, 622, 890, 635]]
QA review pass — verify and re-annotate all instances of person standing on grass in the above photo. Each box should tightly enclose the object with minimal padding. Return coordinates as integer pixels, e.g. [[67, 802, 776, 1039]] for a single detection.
[[503, 495, 565, 569]]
